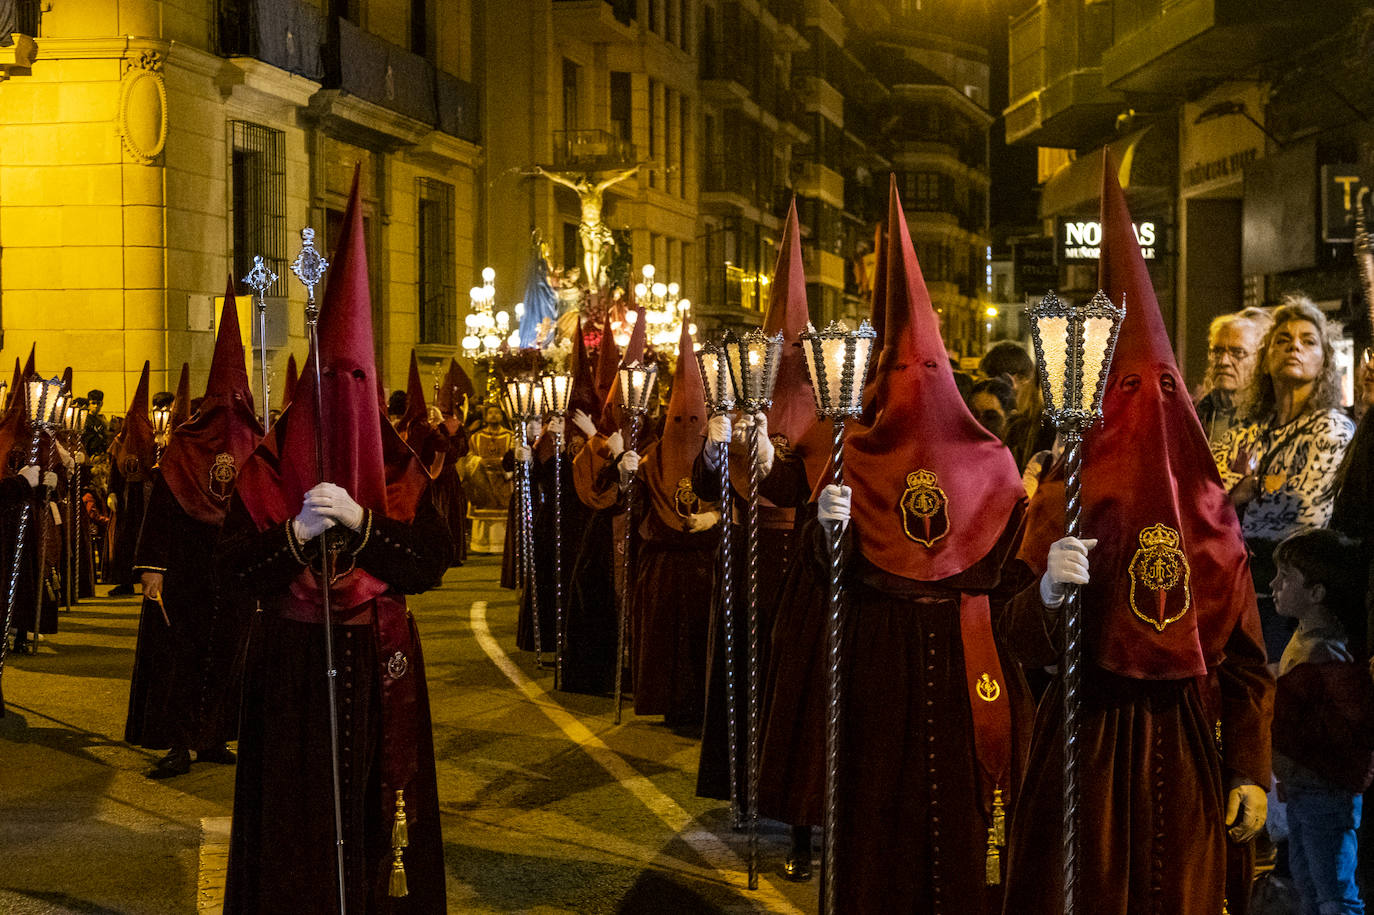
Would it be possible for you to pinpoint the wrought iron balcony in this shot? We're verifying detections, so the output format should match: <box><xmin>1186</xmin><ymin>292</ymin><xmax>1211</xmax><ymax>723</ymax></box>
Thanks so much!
<box><xmin>318</xmin><ymin>17</ymin><xmax>480</xmax><ymax>145</ymax></box>
<box><xmin>551</xmin><ymin>130</ymin><xmax>636</xmax><ymax>172</ymax></box>
<box><xmin>217</xmin><ymin>0</ymin><xmax>325</xmax><ymax>79</ymax></box>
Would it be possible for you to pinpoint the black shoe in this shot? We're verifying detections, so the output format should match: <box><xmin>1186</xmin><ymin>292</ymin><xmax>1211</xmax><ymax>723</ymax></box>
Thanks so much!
<box><xmin>195</xmin><ymin>745</ymin><xmax>236</xmax><ymax>765</ymax></box>
<box><xmin>109</xmin><ymin>584</ymin><xmax>135</xmax><ymax>597</ymax></box>
<box><xmin>148</xmin><ymin>747</ymin><xmax>191</xmax><ymax>779</ymax></box>
<box><xmin>11</xmin><ymin>636</ymin><xmax>29</xmax><ymax>654</ymax></box>
<box><xmin>782</xmin><ymin>853</ymin><xmax>812</xmax><ymax>882</ymax></box>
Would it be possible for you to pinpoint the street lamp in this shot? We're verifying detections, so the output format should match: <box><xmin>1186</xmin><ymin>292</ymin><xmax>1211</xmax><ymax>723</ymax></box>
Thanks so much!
<box><xmin>612</xmin><ymin>360</ymin><xmax>657</xmax><ymax>725</ymax></box>
<box><xmin>1026</xmin><ymin>289</ymin><xmax>1123</xmax><ymax>915</ymax></box>
<box><xmin>798</xmin><ymin>318</ymin><xmax>877</xmax><ymax>915</ymax></box>
<box><xmin>539</xmin><ymin>370</ymin><xmax>574</xmax><ymax>690</ymax></box>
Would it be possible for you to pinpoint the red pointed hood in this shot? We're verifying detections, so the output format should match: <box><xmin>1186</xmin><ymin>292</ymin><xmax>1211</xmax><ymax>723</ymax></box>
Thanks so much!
<box><xmin>842</xmin><ymin>177</ymin><xmax>1025</xmax><ymax>582</ymax></box>
<box><xmin>642</xmin><ymin>318</ymin><xmax>708</xmax><ymax>528</ymax></box>
<box><xmin>171</xmin><ymin>362</ymin><xmax>192</xmax><ymax>429</ymax></box>
<box><xmin>592</xmin><ymin>312</ymin><xmax>621</xmax><ymax>431</ymax></box>
<box><xmin>237</xmin><ymin>169</ymin><xmax>428</xmax><ymax>612</ymax></box>
<box><xmin>111</xmin><ymin>360</ymin><xmax>157</xmax><ymax>482</ymax></box>
<box><xmin>599</xmin><ymin>305</ymin><xmax>646</xmax><ymax>433</ymax></box>
<box><xmin>568</xmin><ymin>314</ymin><xmax>602</xmax><ymax>422</ymax></box>
<box><xmin>436</xmin><ymin>358</ymin><xmax>474</xmax><ymax>420</ymax></box>
<box><xmin>1019</xmin><ymin>150</ymin><xmax>1254</xmax><ymax>679</ymax></box>
<box><xmin>765</xmin><ymin>199</ymin><xmax>817</xmax><ymax>445</ymax></box>
<box><xmin>282</xmin><ymin>353</ymin><xmax>298</xmax><ymax>412</ymax></box>
<box><xmin>4</xmin><ymin>358</ymin><xmax>19</xmax><ymax>414</ymax></box>
<box><xmin>399</xmin><ymin>349</ymin><xmax>444</xmax><ymax>478</ymax></box>
<box><xmin>159</xmin><ymin>279</ymin><xmax>264</xmax><ymax>524</ymax></box>
<box><xmin>22</xmin><ymin>344</ymin><xmax>34</xmax><ymax>380</ymax></box>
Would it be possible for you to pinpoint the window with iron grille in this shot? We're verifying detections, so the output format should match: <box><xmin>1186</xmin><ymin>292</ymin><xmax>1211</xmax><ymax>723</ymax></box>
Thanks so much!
<box><xmin>230</xmin><ymin>121</ymin><xmax>287</xmax><ymax>296</ymax></box>
<box><xmin>417</xmin><ymin>177</ymin><xmax>456</xmax><ymax>346</ymax></box>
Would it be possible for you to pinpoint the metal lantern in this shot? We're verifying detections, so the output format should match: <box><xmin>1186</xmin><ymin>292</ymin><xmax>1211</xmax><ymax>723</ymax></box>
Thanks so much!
<box><xmin>695</xmin><ymin>336</ymin><xmax>741</xmax><ymax>831</ymax></box>
<box><xmin>1026</xmin><ymin>288</ymin><xmax>1123</xmax><ymax>915</ymax></box>
<box><xmin>504</xmin><ymin>374</ymin><xmax>547</xmax><ymax>666</ymax></box>
<box><xmin>800</xmin><ymin>320</ymin><xmax>878</xmax><ymax>421</ymax></box>
<box><xmin>151</xmin><ymin>406</ymin><xmax>173</xmax><ymax>437</ymax></box>
<box><xmin>725</xmin><ymin>329</ymin><xmax>784</xmax><ymax>412</ymax></box>
<box><xmin>612</xmin><ymin>359</ymin><xmax>657</xmax><ymax>725</ymax></box>
<box><xmin>25</xmin><ymin>377</ymin><xmax>66</xmax><ymax>426</ymax></box>
<box><xmin>797</xmin><ymin>318</ymin><xmax>878</xmax><ymax>915</ymax></box>
<box><xmin>695</xmin><ymin>339</ymin><xmax>737</xmax><ymax>415</ymax></box>
<box><xmin>539</xmin><ymin>370</ymin><xmax>574</xmax><ymax>688</ymax></box>
<box><xmin>539</xmin><ymin>372</ymin><xmax>573</xmax><ymax>417</ymax></box>
<box><xmin>616</xmin><ymin>361</ymin><xmax>658</xmax><ymax>415</ymax></box>
<box><xmin>504</xmin><ymin>375</ymin><xmax>543</xmax><ymax>421</ymax></box>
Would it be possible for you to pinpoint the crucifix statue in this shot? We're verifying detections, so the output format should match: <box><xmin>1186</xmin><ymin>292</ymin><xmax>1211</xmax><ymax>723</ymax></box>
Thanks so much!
<box><xmin>528</xmin><ymin>165</ymin><xmax>639</xmax><ymax>288</ymax></box>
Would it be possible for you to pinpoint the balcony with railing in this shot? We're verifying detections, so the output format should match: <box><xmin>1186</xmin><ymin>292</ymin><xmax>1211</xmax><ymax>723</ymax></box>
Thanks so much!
<box><xmin>1101</xmin><ymin>0</ymin><xmax>1358</xmax><ymax>95</ymax></box>
<box><xmin>217</xmin><ymin>0</ymin><xmax>325</xmax><ymax>79</ymax></box>
<box><xmin>552</xmin><ymin>129</ymin><xmax>636</xmax><ymax>172</ymax></box>
<box><xmin>1</xmin><ymin>0</ymin><xmax>40</xmax><ymax>79</ymax></box>
<box><xmin>552</xmin><ymin>0</ymin><xmax>637</xmax><ymax>44</ymax></box>
<box><xmin>317</xmin><ymin>17</ymin><xmax>480</xmax><ymax>145</ymax></box>
<box><xmin>1004</xmin><ymin>0</ymin><xmax>1124</xmax><ymax>148</ymax></box>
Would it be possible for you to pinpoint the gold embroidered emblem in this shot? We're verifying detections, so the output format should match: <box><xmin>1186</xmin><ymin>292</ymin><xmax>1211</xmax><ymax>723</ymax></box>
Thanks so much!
<box><xmin>976</xmin><ymin>673</ymin><xmax>1000</xmax><ymax>702</ymax></box>
<box><xmin>386</xmin><ymin>650</ymin><xmax>408</xmax><ymax>679</ymax></box>
<box><xmin>770</xmin><ymin>433</ymin><xmax>794</xmax><ymax>461</ymax></box>
<box><xmin>900</xmin><ymin>469</ymin><xmax>949</xmax><ymax>546</ymax></box>
<box><xmin>1128</xmin><ymin>523</ymin><xmax>1192</xmax><ymax>632</ymax></box>
<box><xmin>674</xmin><ymin>477</ymin><xmax>700</xmax><ymax>519</ymax></box>
<box><xmin>209</xmin><ymin>452</ymin><xmax>236</xmax><ymax>501</ymax></box>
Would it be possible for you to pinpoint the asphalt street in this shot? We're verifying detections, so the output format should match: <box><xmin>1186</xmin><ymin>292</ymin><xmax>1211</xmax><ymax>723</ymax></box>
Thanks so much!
<box><xmin>0</xmin><ymin>555</ymin><xmax>819</xmax><ymax>914</ymax></box>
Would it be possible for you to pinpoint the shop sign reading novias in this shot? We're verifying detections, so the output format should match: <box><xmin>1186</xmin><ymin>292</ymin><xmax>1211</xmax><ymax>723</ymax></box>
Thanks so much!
<box><xmin>1057</xmin><ymin>218</ymin><xmax>1158</xmax><ymax>262</ymax></box>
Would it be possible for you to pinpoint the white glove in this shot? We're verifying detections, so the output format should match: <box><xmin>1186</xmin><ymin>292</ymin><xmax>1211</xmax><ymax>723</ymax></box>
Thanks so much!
<box><xmin>305</xmin><ymin>481</ymin><xmax>365</xmax><ymax>531</ymax></box>
<box><xmin>707</xmin><ymin>414</ymin><xmax>732</xmax><ymax>444</ymax></box>
<box><xmin>42</xmin><ymin>471</ymin><xmax>59</xmax><ymax>489</ymax></box>
<box><xmin>1040</xmin><ymin>537</ymin><xmax>1098</xmax><ymax>607</ymax></box>
<box><xmin>607</xmin><ymin>430</ymin><xmax>626</xmax><ymax>458</ymax></box>
<box><xmin>18</xmin><ymin>465</ymin><xmax>40</xmax><ymax>489</ymax></box>
<box><xmin>56</xmin><ymin>442</ymin><xmax>75</xmax><ymax>475</ymax></box>
<box><xmin>1225</xmin><ymin>781</ymin><xmax>1267</xmax><ymax>843</ymax></box>
<box><xmin>619</xmin><ymin>450</ymin><xmax>639</xmax><ymax>485</ymax></box>
<box><xmin>547</xmin><ymin>416</ymin><xmax>566</xmax><ymax>438</ymax></box>
<box><xmin>526</xmin><ymin>418</ymin><xmax>543</xmax><ymax>442</ymax></box>
<box><xmin>514</xmin><ymin>442</ymin><xmax>532</xmax><ymax>464</ymax></box>
<box><xmin>570</xmin><ymin>409</ymin><xmax>597</xmax><ymax>439</ymax></box>
<box><xmin>817</xmin><ymin>484</ymin><xmax>851</xmax><ymax>527</ymax></box>
<box><xmin>752</xmin><ymin>413</ymin><xmax>775</xmax><ymax>476</ymax></box>
<box><xmin>292</xmin><ymin>502</ymin><xmax>334</xmax><ymax>542</ymax></box>
<box><xmin>685</xmin><ymin>510</ymin><xmax>722</xmax><ymax>533</ymax></box>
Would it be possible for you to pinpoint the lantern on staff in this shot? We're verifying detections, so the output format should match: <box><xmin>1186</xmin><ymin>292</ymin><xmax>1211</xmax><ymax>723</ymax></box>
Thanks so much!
<box><xmin>1026</xmin><ymin>288</ymin><xmax>1123</xmax><ymax>915</ymax></box>
<box><xmin>539</xmin><ymin>369</ymin><xmax>574</xmax><ymax>688</ymax></box>
<box><xmin>797</xmin><ymin>317</ymin><xmax>877</xmax><ymax>915</ymax></box>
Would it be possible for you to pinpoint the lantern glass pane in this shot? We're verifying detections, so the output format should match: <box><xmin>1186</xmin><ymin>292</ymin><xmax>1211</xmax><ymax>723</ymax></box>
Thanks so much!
<box><xmin>1036</xmin><ymin>315</ymin><xmax>1071</xmax><ymax>415</ymax></box>
<box><xmin>26</xmin><ymin>381</ymin><xmax>46</xmax><ymax>418</ymax></box>
<box><xmin>800</xmin><ymin>337</ymin><xmax>826</xmax><ymax>414</ymax></box>
<box><xmin>821</xmin><ymin>337</ymin><xmax>847</xmax><ymax>414</ymax></box>
<box><xmin>847</xmin><ymin>335</ymin><xmax>874</xmax><ymax>413</ymax></box>
<box><xmin>1081</xmin><ymin>315</ymin><xmax>1115</xmax><ymax>413</ymax></box>
<box><xmin>723</xmin><ymin>338</ymin><xmax>744</xmax><ymax>404</ymax></box>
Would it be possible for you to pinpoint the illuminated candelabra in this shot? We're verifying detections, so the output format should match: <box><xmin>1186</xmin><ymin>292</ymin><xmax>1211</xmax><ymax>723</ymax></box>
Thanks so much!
<box><xmin>462</xmin><ymin>268</ymin><xmax>524</xmax><ymax>360</ymax></box>
<box><xmin>632</xmin><ymin>264</ymin><xmax>693</xmax><ymax>355</ymax></box>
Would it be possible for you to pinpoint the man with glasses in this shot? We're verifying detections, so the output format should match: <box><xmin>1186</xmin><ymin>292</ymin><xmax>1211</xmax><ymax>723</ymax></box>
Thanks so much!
<box><xmin>1196</xmin><ymin>307</ymin><xmax>1272</xmax><ymax>445</ymax></box>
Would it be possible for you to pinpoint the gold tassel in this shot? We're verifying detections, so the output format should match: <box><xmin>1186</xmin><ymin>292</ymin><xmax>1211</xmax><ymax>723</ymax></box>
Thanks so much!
<box><xmin>991</xmin><ymin>787</ymin><xmax>1006</xmax><ymax>847</ymax></box>
<box><xmin>389</xmin><ymin>848</ymin><xmax>408</xmax><ymax>898</ymax></box>
<box><xmin>388</xmin><ymin>789</ymin><xmax>409</xmax><ymax>898</ymax></box>
<box><xmin>392</xmin><ymin>789</ymin><xmax>409</xmax><ymax>849</ymax></box>
<box><xmin>985</xmin><ymin>827</ymin><xmax>1001</xmax><ymax>886</ymax></box>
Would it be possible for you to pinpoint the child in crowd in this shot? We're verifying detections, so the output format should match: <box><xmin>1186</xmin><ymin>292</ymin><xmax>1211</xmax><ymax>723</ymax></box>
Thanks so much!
<box><xmin>1271</xmin><ymin>527</ymin><xmax>1374</xmax><ymax>915</ymax></box>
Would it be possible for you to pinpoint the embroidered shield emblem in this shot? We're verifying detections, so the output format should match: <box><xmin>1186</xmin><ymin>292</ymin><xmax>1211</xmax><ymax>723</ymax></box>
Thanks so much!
<box><xmin>976</xmin><ymin>673</ymin><xmax>1001</xmax><ymax>702</ymax></box>
<box><xmin>387</xmin><ymin>650</ymin><xmax>408</xmax><ymax>680</ymax></box>
<box><xmin>674</xmin><ymin>476</ymin><xmax>700</xmax><ymax>519</ymax></box>
<box><xmin>209</xmin><ymin>452</ymin><xmax>236</xmax><ymax>501</ymax></box>
<box><xmin>1128</xmin><ymin>523</ymin><xmax>1192</xmax><ymax>632</ymax></box>
<box><xmin>900</xmin><ymin>469</ymin><xmax>949</xmax><ymax>547</ymax></box>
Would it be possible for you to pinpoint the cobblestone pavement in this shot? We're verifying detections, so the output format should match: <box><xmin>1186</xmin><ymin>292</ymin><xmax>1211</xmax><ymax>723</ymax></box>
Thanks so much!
<box><xmin>0</xmin><ymin>556</ymin><xmax>818</xmax><ymax>914</ymax></box>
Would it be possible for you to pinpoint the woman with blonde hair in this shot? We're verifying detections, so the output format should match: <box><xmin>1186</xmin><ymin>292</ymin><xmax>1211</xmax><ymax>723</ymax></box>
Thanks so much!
<box><xmin>1214</xmin><ymin>294</ymin><xmax>1356</xmax><ymax>660</ymax></box>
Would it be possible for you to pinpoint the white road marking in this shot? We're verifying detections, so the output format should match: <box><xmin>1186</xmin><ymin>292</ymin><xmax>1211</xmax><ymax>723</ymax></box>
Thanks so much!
<box><xmin>197</xmin><ymin>816</ymin><xmax>231</xmax><ymax>913</ymax></box>
<box><xmin>468</xmin><ymin>600</ymin><xmax>804</xmax><ymax>914</ymax></box>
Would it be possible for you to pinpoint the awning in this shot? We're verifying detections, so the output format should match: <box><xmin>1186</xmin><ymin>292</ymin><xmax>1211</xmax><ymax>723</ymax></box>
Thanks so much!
<box><xmin>1039</xmin><ymin>123</ymin><xmax>1177</xmax><ymax>219</ymax></box>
